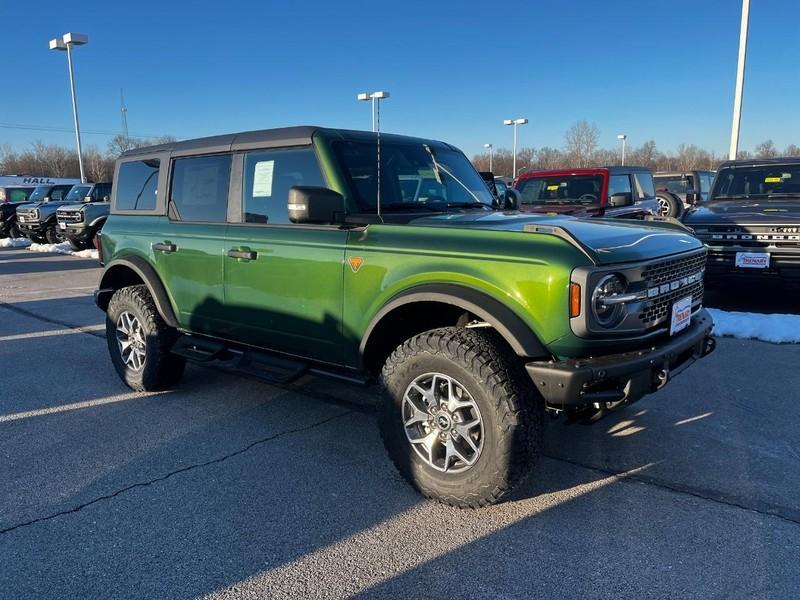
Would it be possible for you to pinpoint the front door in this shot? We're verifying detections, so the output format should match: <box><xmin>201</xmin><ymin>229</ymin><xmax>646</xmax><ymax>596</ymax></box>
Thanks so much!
<box><xmin>223</xmin><ymin>147</ymin><xmax>347</xmax><ymax>364</ymax></box>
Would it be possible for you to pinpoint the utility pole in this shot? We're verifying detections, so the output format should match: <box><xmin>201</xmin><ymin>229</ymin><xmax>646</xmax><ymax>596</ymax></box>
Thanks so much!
<box><xmin>120</xmin><ymin>89</ymin><xmax>130</xmax><ymax>149</ymax></box>
<box><xmin>729</xmin><ymin>0</ymin><xmax>750</xmax><ymax>160</ymax></box>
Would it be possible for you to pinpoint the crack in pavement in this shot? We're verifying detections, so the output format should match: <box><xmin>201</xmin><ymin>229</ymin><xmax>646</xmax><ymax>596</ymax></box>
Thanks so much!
<box><xmin>3</xmin><ymin>297</ymin><xmax>798</xmax><ymax>530</ymax></box>
<box><xmin>544</xmin><ymin>453</ymin><xmax>800</xmax><ymax>527</ymax></box>
<box><xmin>0</xmin><ymin>411</ymin><xmax>353</xmax><ymax>535</ymax></box>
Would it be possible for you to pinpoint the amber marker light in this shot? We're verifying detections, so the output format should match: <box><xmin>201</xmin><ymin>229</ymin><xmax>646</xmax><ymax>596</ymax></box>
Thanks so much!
<box><xmin>569</xmin><ymin>283</ymin><xmax>581</xmax><ymax>318</ymax></box>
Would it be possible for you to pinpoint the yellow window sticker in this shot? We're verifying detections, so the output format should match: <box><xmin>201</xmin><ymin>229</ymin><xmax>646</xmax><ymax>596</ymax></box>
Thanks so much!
<box><xmin>546</xmin><ymin>184</ymin><xmax>560</xmax><ymax>191</ymax></box>
<box><xmin>765</xmin><ymin>176</ymin><xmax>782</xmax><ymax>183</ymax></box>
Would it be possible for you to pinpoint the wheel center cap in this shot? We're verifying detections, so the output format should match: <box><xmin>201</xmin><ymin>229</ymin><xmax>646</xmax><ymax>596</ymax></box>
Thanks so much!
<box><xmin>435</xmin><ymin>412</ymin><xmax>452</xmax><ymax>431</ymax></box>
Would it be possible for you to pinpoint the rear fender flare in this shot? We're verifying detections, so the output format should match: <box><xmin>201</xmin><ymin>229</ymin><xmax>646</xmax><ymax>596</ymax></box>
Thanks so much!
<box><xmin>96</xmin><ymin>256</ymin><xmax>179</xmax><ymax>328</ymax></box>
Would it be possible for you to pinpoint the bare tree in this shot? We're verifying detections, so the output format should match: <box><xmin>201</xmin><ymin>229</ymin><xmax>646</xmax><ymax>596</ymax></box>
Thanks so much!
<box><xmin>564</xmin><ymin>120</ymin><xmax>600</xmax><ymax>168</ymax></box>
<box><xmin>784</xmin><ymin>144</ymin><xmax>800</xmax><ymax>157</ymax></box>
<box><xmin>753</xmin><ymin>140</ymin><xmax>778</xmax><ymax>159</ymax></box>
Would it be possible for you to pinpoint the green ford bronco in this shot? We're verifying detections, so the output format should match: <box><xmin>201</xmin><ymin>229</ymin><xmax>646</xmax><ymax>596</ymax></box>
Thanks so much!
<box><xmin>95</xmin><ymin>126</ymin><xmax>715</xmax><ymax>507</ymax></box>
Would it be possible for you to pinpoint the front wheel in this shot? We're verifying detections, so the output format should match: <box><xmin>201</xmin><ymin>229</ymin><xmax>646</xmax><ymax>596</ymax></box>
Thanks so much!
<box><xmin>106</xmin><ymin>284</ymin><xmax>186</xmax><ymax>391</ymax></box>
<box><xmin>379</xmin><ymin>327</ymin><xmax>544</xmax><ymax>508</ymax></box>
<box><xmin>44</xmin><ymin>223</ymin><xmax>63</xmax><ymax>244</ymax></box>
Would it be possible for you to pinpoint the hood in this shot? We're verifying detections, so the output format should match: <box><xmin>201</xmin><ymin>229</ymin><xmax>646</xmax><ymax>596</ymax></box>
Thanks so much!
<box><xmin>684</xmin><ymin>199</ymin><xmax>800</xmax><ymax>225</ymax></box>
<box><xmin>407</xmin><ymin>211</ymin><xmax>702</xmax><ymax>265</ymax></box>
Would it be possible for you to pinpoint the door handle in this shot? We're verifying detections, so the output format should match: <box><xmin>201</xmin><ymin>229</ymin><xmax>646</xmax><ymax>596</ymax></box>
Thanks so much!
<box><xmin>153</xmin><ymin>242</ymin><xmax>177</xmax><ymax>253</ymax></box>
<box><xmin>227</xmin><ymin>248</ymin><xmax>258</xmax><ymax>261</ymax></box>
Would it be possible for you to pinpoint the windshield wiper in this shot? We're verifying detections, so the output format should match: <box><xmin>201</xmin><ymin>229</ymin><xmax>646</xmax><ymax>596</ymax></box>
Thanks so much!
<box><xmin>767</xmin><ymin>193</ymin><xmax>800</xmax><ymax>199</ymax></box>
<box><xmin>445</xmin><ymin>202</ymin><xmax>493</xmax><ymax>210</ymax></box>
<box><xmin>364</xmin><ymin>202</ymin><xmax>442</xmax><ymax>213</ymax></box>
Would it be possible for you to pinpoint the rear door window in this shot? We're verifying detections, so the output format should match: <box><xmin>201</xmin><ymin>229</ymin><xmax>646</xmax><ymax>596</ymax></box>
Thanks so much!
<box><xmin>116</xmin><ymin>159</ymin><xmax>160</xmax><ymax>210</ymax></box>
<box><xmin>170</xmin><ymin>154</ymin><xmax>232</xmax><ymax>222</ymax></box>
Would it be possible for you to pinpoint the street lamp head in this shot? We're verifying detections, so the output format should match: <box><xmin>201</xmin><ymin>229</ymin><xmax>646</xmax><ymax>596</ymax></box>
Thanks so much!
<box><xmin>357</xmin><ymin>92</ymin><xmax>370</xmax><ymax>101</ymax></box>
<box><xmin>484</xmin><ymin>143</ymin><xmax>492</xmax><ymax>149</ymax></box>
<box><xmin>503</xmin><ymin>119</ymin><xmax>513</xmax><ymax>126</ymax></box>
<box><xmin>62</xmin><ymin>32</ymin><xmax>88</xmax><ymax>46</ymax></box>
<box><xmin>371</xmin><ymin>91</ymin><xmax>390</xmax><ymax>99</ymax></box>
<box><xmin>49</xmin><ymin>38</ymin><xmax>67</xmax><ymax>51</ymax></box>
<box><xmin>617</xmin><ymin>134</ymin><xmax>627</xmax><ymax>140</ymax></box>
<box><xmin>514</xmin><ymin>118</ymin><xmax>528</xmax><ymax>125</ymax></box>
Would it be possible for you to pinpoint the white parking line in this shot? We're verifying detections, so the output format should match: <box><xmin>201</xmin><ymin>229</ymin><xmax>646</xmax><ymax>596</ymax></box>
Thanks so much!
<box><xmin>0</xmin><ymin>392</ymin><xmax>161</xmax><ymax>423</ymax></box>
<box><xmin>0</xmin><ymin>325</ymin><xmax>105</xmax><ymax>342</ymax></box>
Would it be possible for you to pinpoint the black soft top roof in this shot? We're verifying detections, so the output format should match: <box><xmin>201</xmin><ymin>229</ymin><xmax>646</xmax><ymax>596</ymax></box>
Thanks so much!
<box><xmin>717</xmin><ymin>157</ymin><xmax>800</xmax><ymax>169</ymax></box>
<box><xmin>119</xmin><ymin>126</ymin><xmax>457</xmax><ymax>158</ymax></box>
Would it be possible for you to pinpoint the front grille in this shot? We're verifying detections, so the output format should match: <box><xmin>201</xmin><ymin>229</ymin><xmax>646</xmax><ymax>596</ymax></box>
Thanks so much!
<box><xmin>57</xmin><ymin>210</ymin><xmax>83</xmax><ymax>223</ymax></box>
<box><xmin>697</xmin><ymin>225</ymin><xmax>800</xmax><ymax>250</ymax></box>
<box><xmin>16</xmin><ymin>209</ymin><xmax>38</xmax><ymax>223</ymax></box>
<box><xmin>638</xmin><ymin>250</ymin><xmax>707</xmax><ymax>328</ymax></box>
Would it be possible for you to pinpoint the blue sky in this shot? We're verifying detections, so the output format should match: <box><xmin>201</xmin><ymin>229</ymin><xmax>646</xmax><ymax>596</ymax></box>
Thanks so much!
<box><xmin>1</xmin><ymin>0</ymin><xmax>798</xmax><ymax>158</ymax></box>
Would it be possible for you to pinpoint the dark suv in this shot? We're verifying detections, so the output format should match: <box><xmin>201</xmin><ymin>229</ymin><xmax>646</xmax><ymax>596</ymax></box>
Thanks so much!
<box><xmin>15</xmin><ymin>184</ymin><xmax>81</xmax><ymax>243</ymax></box>
<box><xmin>683</xmin><ymin>158</ymin><xmax>800</xmax><ymax>282</ymax></box>
<box><xmin>514</xmin><ymin>167</ymin><xmax>661</xmax><ymax>219</ymax></box>
<box><xmin>654</xmin><ymin>170</ymin><xmax>716</xmax><ymax>218</ymax></box>
<box><xmin>94</xmin><ymin>126</ymin><xmax>714</xmax><ymax>507</ymax></box>
<box><xmin>56</xmin><ymin>182</ymin><xmax>112</xmax><ymax>249</ymax></box>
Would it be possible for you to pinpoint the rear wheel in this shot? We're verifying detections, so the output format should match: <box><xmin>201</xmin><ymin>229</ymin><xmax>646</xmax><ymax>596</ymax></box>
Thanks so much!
<box><xmin>379</xmin><ymin>327</ymin><xmax>544</xmax><ymax>508</ymax></box>
<box><xmin>106</xmin><ymin>284</ymin><xmax>185</xmax><ymax>391</ymax></box>
<box><xmin>656</xmin><ymin>191</ymin><xmax>683</xmax><ymax>218</ymax></box>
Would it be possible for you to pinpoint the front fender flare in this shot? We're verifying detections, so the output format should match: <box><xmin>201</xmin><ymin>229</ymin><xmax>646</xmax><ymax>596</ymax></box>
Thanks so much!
<box><xmin>360</xmin><ymin>283</ymin><xmax>549</xmax><ymax>359</ymax></box>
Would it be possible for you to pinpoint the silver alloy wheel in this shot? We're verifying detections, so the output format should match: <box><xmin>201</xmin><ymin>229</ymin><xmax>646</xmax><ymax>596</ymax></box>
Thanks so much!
<box><xmin>402</xmin><ymin>372</ymin><xmax>484</xmax><ymax>473</ymax></box>
<box><xmin>657</xmin><ymin>196</ymin><xmax>671</xmax><ymax>217</ymax></box>
<box><xmin>116</xmin><ymin>311</ymin><xmax>146</xmax><ymax>371</ymax></box>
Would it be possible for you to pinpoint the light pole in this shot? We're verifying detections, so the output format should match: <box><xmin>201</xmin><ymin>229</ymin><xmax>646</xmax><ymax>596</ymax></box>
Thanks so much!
<box><xmin>729</xmin><ymin>0</ymin><xmax>750</xmax><ymax>160</ymax></box>
<box><xmin>357</xmin><ymin>91</ymin><xmax>390</xmax><ymax>132</ymax></box>
<box><xmin>503</xmin><ymin>118</ymin><xmax>528</xmax><ymax>178</ymax></box>
<box><xmin>484</xmin><ymin>143</ymin><xmax>494</xmax><ymax>171</ymax></box>
<box><xmin>49</xmin><ymin>32</ymin><xmax>88</xmax><ymax>183</ymax></box>
<box><xmin>617</xmin><ymin>134</ymin><xmax>627</xmax><ymax>166</ymax></box>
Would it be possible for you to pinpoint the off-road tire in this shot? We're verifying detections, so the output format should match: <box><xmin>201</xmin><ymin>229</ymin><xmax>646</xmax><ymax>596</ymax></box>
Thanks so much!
<box><xmin>106</xmin><ymin>284</ymin><xmax>186</xmax><ymax>391</ymax></box>
<box><xmin>8</xmin><ymin>223</ymin><xmax>21</xmax><ymax>239</ymax></box>
<box><xmin>656</xmin><ymin>191</ymin><xmax>683</xmax><ymax>218</ymax></box>
<box><xmin>379</xmin><ymin>327</ymin><xmax>544</xmax><ymax>508</ymax></box>
<box><xmin>44</xmin><ymin>223</ymin><xmax>62</xmax><ymax>244</ymax></box>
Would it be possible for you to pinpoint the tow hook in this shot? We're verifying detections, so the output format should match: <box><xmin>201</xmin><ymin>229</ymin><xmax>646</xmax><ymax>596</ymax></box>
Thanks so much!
<box><xmin>654</xmin><ymin>367</ymin><xmax>669</xmax><ymax>390</ymax></box>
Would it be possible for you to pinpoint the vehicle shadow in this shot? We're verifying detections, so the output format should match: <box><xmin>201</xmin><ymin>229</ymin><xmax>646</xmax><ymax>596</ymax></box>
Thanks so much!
<box><xmin>0</xmin><ymin>257</ymin><xmax>100</xmax><ymax>275</ymax></box>
<box><xmin>704</xmin><ymin>280</ymin><xmax>800</xmax><ymax>315</ymax></box>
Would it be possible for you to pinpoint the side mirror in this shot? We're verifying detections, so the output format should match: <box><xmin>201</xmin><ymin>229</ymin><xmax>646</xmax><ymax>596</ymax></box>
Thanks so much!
<box><xmin>685</xmin><ymin>188</ymin><xmax>697</xmax><ymax>204</ymax></box>
<box><xmin>288</xmin><ymin>186</ymin><xmax>344</xmax><ymax>224</ymax></box>
<box><xmin>503</xmin><ymin>188</ymin><xmax>520</xmax><ymax>210</ymax></box>
<box><xmin>608</xmin><ymin>192</ymin><xmax>633</xmax><ymax>207</ymax></box>
<box><xmin>103</xmin><ymin>195</ymin><xmax>111</xmax><ymax>202</ymax></box>
<box><xmin>84</xmin><ymin>196</ymin><xmax>93</xmax><ymax>202</ymax></box>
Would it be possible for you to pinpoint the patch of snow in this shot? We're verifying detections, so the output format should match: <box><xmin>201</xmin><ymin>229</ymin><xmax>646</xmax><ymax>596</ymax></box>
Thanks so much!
<box><xmin>27</xmin><ymin>242</ymin><xmax>98</xmax><ymax>260</ymax></box>
<box><xmin>708</xmin><ymin>308</ymin><xmax>800</xmax><ymax>344</ymax></box>
<box><xmin>28</xmin><ymin>241</ymin><xmax>74</xmax><ymax>254</ymax></box>
<box><xmin>0</xmin><ymin>237</ymin><xmax>32</xmax><ymax>248</ymax></box>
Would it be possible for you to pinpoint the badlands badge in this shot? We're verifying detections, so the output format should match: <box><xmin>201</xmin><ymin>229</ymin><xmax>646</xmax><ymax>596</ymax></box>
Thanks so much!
<box><xmin>348</xmin><ymin>256</ymin><xmax>364</xmax><ymax>273</ymax></box>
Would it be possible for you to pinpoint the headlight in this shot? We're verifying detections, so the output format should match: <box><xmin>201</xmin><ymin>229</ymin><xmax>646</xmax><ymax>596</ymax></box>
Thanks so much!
<box><xmin>591</xmin><ymin>273</ymin><xmax>628</xmax><ymax>327</ymax></box>
<box><xmin>33</xmin><ymin>209</ymin><xmax>40</xmax><ymax>220</ymax></box>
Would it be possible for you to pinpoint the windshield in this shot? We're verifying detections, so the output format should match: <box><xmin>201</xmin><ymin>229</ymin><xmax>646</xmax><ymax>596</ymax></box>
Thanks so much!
<box><xmin>64</xmin><ymin>185</ymin><xmax>92</xmax><ymax>202</ymax></box>
<box><xmin>711</xmin><ymin>165</ymin><xmax>800</xmax><ymax>200</ymax></box>
<box><xmin>28</xmin><ymin>186</ymin><xmax>52</xmax><ymax>202</ymax></box>
<box><xmin>334</xmin><ymin>141</ymin><xmax>494</xmax><ymax>212</ymax></box>
<box><xmin>517</xmin><ymin>174</ymin><xmax>603</xmax><ymax>205</ymax></box>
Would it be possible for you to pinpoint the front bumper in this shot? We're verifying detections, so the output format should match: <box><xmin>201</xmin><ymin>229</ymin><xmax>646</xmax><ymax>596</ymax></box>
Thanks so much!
<box><xmin>527</xmin><ymin>309</ymin><xmax>715</xmax><ymax>407</ymax></box>
<box><xmin>705</xmin><ymin>247</ymin><xmax>800</xmax><ymax>281</ymax></box>
<box><xmin>59</xmin><ymin>222</ymin><xmax>90</xmax><ymax>240</ymax></box>
<box><xmin>17</xmin><ymin>221</ymin><xmax>46</xmax><ymax>236</ymax></box>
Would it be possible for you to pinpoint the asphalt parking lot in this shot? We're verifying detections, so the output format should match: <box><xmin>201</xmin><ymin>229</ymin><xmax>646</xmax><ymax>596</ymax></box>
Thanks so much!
<box><xmin>1</xmin><ymin>246</ymin><xmax>799</xmax><ymax>599</ymax></box>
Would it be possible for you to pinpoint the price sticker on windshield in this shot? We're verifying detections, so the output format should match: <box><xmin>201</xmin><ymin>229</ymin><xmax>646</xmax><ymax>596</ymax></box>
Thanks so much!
<box><xmin>670</xmin><ymin>296</ymin><xmax>692</xmax><ymax>336</ymax></box>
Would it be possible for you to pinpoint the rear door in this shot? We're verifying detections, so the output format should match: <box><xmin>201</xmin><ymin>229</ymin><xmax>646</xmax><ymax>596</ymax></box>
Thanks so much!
<box><xmin>222</xmin><ymin>146</ymin><xmax>347</xmax><ymax>363</ymax></box>
<box><xmin>150</xmin><ymin>153</ymin><xmax>231</xmax><ymax>335</ymax></box>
